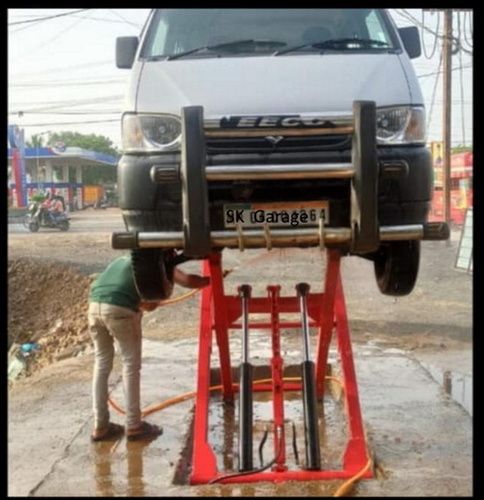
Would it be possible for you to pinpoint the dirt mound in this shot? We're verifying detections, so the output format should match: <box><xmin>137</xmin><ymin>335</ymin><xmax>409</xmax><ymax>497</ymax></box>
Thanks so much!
<box><xmin>8</xmin><ymin>257</ymin><xmax>94</xmax><ymax>377</ymax></box>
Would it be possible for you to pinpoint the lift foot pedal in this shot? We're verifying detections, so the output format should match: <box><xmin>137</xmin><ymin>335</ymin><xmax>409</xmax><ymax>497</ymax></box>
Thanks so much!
<box><xmin>296</xmin><ymin>283</ymin><xmax>321</xmax><ymax>471</ymax></box>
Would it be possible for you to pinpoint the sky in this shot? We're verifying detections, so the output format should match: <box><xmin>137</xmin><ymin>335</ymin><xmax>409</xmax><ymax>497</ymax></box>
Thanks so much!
<box><xmin>8</xmin><ymin>8</ymin><xmax>473</xmax><ymax>150</ymax></box>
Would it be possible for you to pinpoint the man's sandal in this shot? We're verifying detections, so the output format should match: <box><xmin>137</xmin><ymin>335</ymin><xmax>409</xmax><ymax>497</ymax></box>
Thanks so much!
<box><xmin>91</xmin><ymin>422</ymin><xmax>124</xmax><ymax>442</ymax></box>
<box><xmin>126</xmin><ymin>421</ymin><xmax>163</xmax><ymax>441</ymax></box>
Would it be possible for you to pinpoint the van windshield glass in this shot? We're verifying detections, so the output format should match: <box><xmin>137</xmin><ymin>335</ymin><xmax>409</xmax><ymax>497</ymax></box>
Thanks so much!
<box><xmin>142</xmin><ymin>9</ymin><xmax>396</xmax><ymax>60</ymax></box>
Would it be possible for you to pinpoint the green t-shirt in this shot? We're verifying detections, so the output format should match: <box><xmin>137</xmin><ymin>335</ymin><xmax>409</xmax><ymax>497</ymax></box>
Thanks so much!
<box><xmin>89</xmin><ymin>255</ymin><xmax>140</xmax><ymax>311</ymax></box>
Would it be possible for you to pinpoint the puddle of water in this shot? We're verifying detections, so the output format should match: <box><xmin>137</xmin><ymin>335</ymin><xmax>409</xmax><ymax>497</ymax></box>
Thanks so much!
<box><xmin>421</xmin><ymin>362</ymin><xmax>472</xmax><ymax>416</ymax></box>
<box><xmin>175</xmin><ymin>364</ymin><xmax>348</xmax><ymax>488</ymax></box>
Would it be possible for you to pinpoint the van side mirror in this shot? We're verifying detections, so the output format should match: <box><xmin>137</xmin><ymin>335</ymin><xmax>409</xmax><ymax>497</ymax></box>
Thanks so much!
<box><xmin>398</xmin><ymin>26</ymin><xmax>421</xmax><ymax>59</ymax></box>
<box><xmin>116</xmin><ymin>36</ymin><xmax>139</xmax><ymax>69</ymax></box>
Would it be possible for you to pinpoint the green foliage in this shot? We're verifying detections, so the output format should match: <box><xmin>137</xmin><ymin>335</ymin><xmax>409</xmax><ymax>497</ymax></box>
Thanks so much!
<box><xmin>47</xmin><ymin>131</ymin><xmax>119</xmax><ymax>156</ymax></box>
<box><xmin>452</xmin><ymin>145</ymin><xmax>473</xmax><ymax>154</ymax></box>
<box><xmin>26</xmin><ymin>134</ymin><xmax>46</xmax><ymax>148</ymax></box>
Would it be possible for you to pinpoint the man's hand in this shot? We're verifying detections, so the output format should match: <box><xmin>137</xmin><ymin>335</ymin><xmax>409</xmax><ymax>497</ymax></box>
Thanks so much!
<box><xmin>174</xmin><ymin>268</ymin><xmax>210</xmax><ymax>289</ymax></box>
<box><xmin>139</xmin><ymin>301</ymin><xmax>159</xmax><ymax>312</ymax></box>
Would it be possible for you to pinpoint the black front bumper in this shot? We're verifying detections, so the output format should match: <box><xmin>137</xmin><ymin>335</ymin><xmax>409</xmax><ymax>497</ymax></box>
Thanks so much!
<box><xmin>118</xmin><ymin>145</ymin><xmax>433</xmax><ymax>233</ymax></box>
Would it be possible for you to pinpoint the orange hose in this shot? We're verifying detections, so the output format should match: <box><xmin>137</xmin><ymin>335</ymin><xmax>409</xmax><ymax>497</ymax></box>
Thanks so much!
<box><xmin>332</xmin><ymin>457</ymin><xmax>373</xmax><ymax>497</ymax></box>
<box><xmin>108</xmin><ymin>376</ymin><xmax>343</xmax><ymax>417</ymax></box>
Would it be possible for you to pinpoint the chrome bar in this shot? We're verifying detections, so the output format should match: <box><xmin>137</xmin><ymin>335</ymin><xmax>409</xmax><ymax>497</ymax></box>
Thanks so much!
<box><xmin>380</xmin><ymin>225</ymin><xmax>424</xmax><ymax>241</ymax></box>
<box><xmin>210</xmin><ymin>228</ymin><xmax>352</xmax><ymax>248</ymax></box>
<box><xmin>203</xmin><ymin>113</ymin><xmax>354</xmax><ymax>129</ymax></box>
<box><xmin>296</xmin><ymin>283</ymin><xmax>312</xmax><ymax>362</ymax></box>
<box><xmin>125</xmin><ymin>224</ymin><xmax>427</xmax><ymax>250</ymax></box>
<box><xmin>205</xmin><ymin>163</ymin><xmax>354</xmax><ymax>181</ymax></box>
<box><xmin>239</xmin><ymin>285</ymin><xmax>252</xmax><ymax>364</ymax></box>
<box><xmin>112</xmin><ymin>223</ymin><xmax>438</xmax><ymax>250</ymax></box>
<box><xmin>204</xmin><ymin>126</ymin><xmax>354</xmax><ymax>138</ymax></box>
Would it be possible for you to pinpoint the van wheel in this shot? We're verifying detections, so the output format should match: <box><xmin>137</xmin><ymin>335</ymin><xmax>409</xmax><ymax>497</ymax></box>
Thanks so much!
<box><xmin>373</xmin><ymin>241</ymin><xmax>420</xmax><ymax>296</ymax></box>
<box><xmin>131</xmin><ymin>249</ymin><xmax>175</xmax><ymax>301</ymax></box>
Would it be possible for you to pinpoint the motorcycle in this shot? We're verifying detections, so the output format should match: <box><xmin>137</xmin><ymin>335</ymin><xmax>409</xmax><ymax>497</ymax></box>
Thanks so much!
<box><xmin>23</xmin><ymin>201</ymin><xmax>70</xmax><ymax>232</ymax></box>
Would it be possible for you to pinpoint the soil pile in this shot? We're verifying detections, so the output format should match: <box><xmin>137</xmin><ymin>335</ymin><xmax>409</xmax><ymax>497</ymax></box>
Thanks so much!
<box><xmin>8</xmin><ymin>257</ymin><xmax>94</xmax><ymax>377</ymax></box>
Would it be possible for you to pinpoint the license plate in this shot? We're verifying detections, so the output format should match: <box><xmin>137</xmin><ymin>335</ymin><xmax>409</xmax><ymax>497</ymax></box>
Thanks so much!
<box><xmin>223</xmin><ymin>201</ymin><xmax>329</xmax><ymax>228</ymax></box>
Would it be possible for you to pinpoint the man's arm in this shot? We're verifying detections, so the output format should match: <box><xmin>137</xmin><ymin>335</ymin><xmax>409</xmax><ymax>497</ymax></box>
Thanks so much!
<box><xmin>173</xmin><ymin>268</ymin><xmax>210</xmax><ymax>289</ymax></box>
<box><xmin>139</xmin><ymin>268</ymin><xmax>209</xmax><ymax>312</ymax></box>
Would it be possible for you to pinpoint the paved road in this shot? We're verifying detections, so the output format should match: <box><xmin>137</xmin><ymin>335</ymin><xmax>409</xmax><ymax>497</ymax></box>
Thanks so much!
<box><xmin>8</xmin><ymin>209</ymin><xmax>126</xmax><ymax>234</ymax></box>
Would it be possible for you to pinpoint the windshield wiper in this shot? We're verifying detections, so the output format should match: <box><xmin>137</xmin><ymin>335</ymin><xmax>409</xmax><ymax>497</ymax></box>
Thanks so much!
<box><xmin>166</xmin><ymin>39</ymin><xmax>287</xmax><ymax>60</ymax></box>
<box><xmin>274</xmin><ymin>37</ymin><xmax>390</xmax><ymax>56</ymax></box>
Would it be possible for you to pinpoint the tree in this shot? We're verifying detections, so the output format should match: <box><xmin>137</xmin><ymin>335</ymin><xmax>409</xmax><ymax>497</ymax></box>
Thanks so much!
<box><xmin>451</xmin><ymin>145</ymin><xmax>473</xmax><ymax>154</ymax></box>
<box><xmin>26</xmin><ymin>134</ymin><xmax>46</xmax><ymax>148</ymax></box>
<box><xmin>47</xmin><ymin>131</ymin><xmax>118</xmax><ymax>157</ymax></box>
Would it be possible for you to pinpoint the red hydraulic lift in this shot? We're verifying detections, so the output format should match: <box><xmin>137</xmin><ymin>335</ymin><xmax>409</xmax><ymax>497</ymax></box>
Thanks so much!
<box><xmin>190</xmin><ymin>249</ymin><xmax>372</xmax><ymax>485</ymax></box>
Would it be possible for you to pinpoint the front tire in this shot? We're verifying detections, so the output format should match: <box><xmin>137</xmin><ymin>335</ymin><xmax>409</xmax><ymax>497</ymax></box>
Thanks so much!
<box><xmin>28</xmin><ymin>221</ymin><xmax>40</xmax><ymax>232</ymax></box>
<box><xmin>131</xmin><ymin>248</ymin><xmax>175</xmax><ymax>301</ymax></box>
<box><xmin>374</xmin><ymin>241</ymin><xmax>420</xmax><ymax>296</ymax></box>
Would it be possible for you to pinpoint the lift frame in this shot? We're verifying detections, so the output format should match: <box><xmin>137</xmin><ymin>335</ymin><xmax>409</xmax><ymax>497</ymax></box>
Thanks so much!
<box><xmin>189</xmin><ymin>248</ymin><xmax>372</xmax><ymax>485</ymax></box>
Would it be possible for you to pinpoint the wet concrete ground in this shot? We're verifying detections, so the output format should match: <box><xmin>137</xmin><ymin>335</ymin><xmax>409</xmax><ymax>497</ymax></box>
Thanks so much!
<box><xmin>8</xmin><ymin>220</ymin><xmax>472</xmax><ymax>496</ymax></box>
<box><xmin>9</xmin><ymin>332</ymin><xmax>472</xmax><ymax>496</ymax></box>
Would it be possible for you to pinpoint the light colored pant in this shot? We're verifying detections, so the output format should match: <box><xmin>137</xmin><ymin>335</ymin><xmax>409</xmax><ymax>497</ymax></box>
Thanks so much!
<box><xmin>88</xmin><ymin>302</ymin><xmax>143</xmax><ymax>429</ymax></box>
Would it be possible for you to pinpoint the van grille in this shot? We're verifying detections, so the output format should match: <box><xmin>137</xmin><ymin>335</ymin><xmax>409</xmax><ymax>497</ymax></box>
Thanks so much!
<box><xmin>206</xmin><ymin>133</ymin><xmax>352</xmax><ymax>155</ymax></box>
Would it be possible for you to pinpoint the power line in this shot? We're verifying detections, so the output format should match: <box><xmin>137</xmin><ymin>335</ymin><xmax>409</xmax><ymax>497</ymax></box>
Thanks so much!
<box><xmin>421</xmin><ymin>10</ymin><xmax>440</xmax><ymax>59</ymax></box>
<box><xmin>16</xmin><ymin>10</ymin><xmax>93</xmax><ymax>60</ymax></box>
<box><xmin>108</xmin><ymin>9</ymin><xmax>142</xmax><ymax>29</ymax></box>
<box><xmin>426</xmin><ymin>48</ymin><xmax>443</xmax><ymax>131</ymax></box>
<box><xmin>417</xmin><ymin>63</ymin><xmax>472</xmax><ymax>78</ymax></box>
<box><xmin>457</xmin><ymin>13</ymin><xmax>466</xmax><ymax>146</ymax></box>
<box><xmin>20</xmin><ymin>118</ymin><xmax>119</xmax><ymax>126</ymax></box>
<box><xmin>10</xmin><ymin>95</ymin><xmax>124</xmax><ymax>113</ymax></box>
<box><xmin>462</xmin><ymin>10</ymin><xmax>473</xmax><ymax>50</ymax></box>
<box><xmin>10</xmin><ymin>17</ymin><xmax>50</xmax><ymax>33</ymax></box>
<box><xmin>398</xmin><ymin>9</ymin><xmax>473</xmax><ymax>55</ymax></box>
<box><xmin>11</xmin><ymin>78</ymin><xmax>125</xmax><ymax>88</ymax></box>
<box><xmin>10</xmin><ymin>59</ymin><xmax>113</xmax><ymax>79</ymax></box>
<box><xmin>9</xmin><ymin>110</ymin><xmax>121</xmax><ymax>115</ymax></box>
<box><xmin>8</xmin><ymin>9</ymin><xmax>90</xmax><ymax>26</ymax></box>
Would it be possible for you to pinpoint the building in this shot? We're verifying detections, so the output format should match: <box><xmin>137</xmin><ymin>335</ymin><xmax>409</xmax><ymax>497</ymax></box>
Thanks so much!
<box><xmin>7</xmin><ymin>145</ymin><xmax>118</xmax><ymax>210</ymax></box>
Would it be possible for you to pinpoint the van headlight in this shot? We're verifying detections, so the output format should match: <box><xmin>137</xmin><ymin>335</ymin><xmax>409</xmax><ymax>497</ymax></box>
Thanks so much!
<box><xmin>376</xmin><ymin>106</ymin><xmax>426</xmax><ymax>145</ymax></box>
<box><xmin>122</xmin><ymin>114</ymin><xmax>181</xmax><ymax>152</ymax></box>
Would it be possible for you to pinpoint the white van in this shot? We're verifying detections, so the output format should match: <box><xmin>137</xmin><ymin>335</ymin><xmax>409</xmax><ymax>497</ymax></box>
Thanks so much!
<box><xmin>113</xmin><ymin>8</ymin><xmax>448</xmax><ymax>300</ymax></box>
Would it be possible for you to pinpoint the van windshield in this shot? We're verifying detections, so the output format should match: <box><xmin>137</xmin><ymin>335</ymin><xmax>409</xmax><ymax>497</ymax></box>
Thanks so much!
<box><xmin>142</xmin><ymin>9</ymin><xmax>396</xmax><ymax>60</ymax></box>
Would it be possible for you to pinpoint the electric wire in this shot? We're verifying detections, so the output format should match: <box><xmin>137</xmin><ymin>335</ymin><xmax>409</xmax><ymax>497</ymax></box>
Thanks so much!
<box><xmin>11</xmin><ymin>60</ymin><xmax>112</xmax><ymax>79</ymax></box>
<box><xmin>417</xmin><ymin>63</ymin><xmax>472</xmax><ymax>78</ymax></box>
<box><xmin>9</xmin><ymin>110</ymin><xmax>121</xmax><ymax>115</ymax></box>
<box><xmin>19</xmin><ymin>119</ymin><xmax>120</xmax><ymax>127</ymax></box>
<box><xmin>17</xmin><ymin>10</ymin><xmax>93</xmax><ymax>60</ymax></box>
<box><xmin>457</xmin><ymin>13</ymin><xmax>467</xmax><ymax>146</ymax></box>
<box><xmin>207</xmin><ymin>428</ymin><xmax>285</xmax><ymax>484</ymax></box>
<box><xmin>11</xmin><ymin>78</ymin><xmax>125</xmax><ymax>88</ymax></box>
<box><xmin>421</xmin><ymin>10</ymin><xmax>440</xmax><ymax>59</ymax></box>
<box><xmin>108</xmin><ymin>9</ymin><xmax>143</xmax><ymax>29</ymax></box>
<box><xmin>10</xmin><ymin>18</ymin><xmax>50</xmax><ymax>33</ymax></box>
<box><xmin>426</xmin><ymin>48</ymin><xmax>444</xmax><ymax>132</ymax></box>
<box><xmin>398</xmin><ymin>9</ymin><xmax>472</xmax><ymax>55</ymax></box>
<box><xmin>8</xmin><ymin>9</ymin><xmax>90</xmax><ymax>26</ymax></box>
<box><xmin>462</xmin><ymin>11</ymin><xmax>473</xmax><ymax>50</ymax></box>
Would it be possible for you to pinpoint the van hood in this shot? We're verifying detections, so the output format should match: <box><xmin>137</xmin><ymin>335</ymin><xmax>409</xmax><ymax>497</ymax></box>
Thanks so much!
<box><xmin>134</xmin><ymin>53</ymin><xmax>413</xmax><ymax>117</ymax></box>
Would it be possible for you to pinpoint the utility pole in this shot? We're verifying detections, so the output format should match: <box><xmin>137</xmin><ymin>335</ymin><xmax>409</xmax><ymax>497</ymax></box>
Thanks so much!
<box><xmin>442</xmin><ymin>10</ymin><xmax>453</xmax><ymax>231</ymax></box>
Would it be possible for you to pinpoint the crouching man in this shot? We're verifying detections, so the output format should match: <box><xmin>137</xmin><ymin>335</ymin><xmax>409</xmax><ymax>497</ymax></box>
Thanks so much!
<box><xmin>88</xmin><ymin>254</ymin><xmax>209</xmax><ymax>441</ymax></box>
